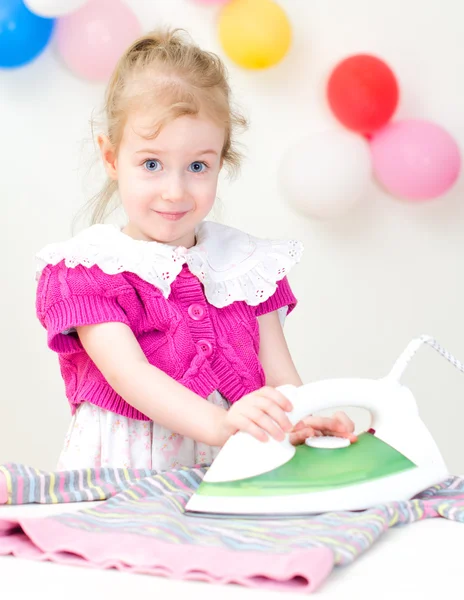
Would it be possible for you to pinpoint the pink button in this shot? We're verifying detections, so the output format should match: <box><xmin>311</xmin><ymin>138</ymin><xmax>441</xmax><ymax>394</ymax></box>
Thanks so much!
<box><xmin>188</xmin><ymin>303</ymin><xmax>205</xmax><ymax>321</ymax></box>
<box><xmin>197</xmin><ymin>339</ymin><xmax>213</xmax><ymax>358</ymax></box>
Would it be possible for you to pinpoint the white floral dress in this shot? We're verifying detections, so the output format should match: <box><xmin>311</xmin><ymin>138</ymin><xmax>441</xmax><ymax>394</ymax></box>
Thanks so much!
<box><xmin>58</xmin><ymin>391</ymin><xmax>229</xmax><ymax>471</ymax></box>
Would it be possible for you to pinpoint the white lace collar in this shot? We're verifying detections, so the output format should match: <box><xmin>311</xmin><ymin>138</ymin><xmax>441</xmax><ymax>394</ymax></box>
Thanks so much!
<box><xmin>36</xmin><ymin>222</ymin><xmax>303</xmax><ymax>308</ymax></box>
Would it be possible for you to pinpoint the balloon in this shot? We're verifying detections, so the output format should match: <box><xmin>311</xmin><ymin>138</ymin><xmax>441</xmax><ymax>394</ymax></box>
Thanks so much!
<box><xmin>327</xmin><ymin>54</ymin><xmax>399</xmax><ymax>135</ymax></box>
<box><xmin>218</xmin><ymin>0</ymin><xmax>291</xmax><ymax>69</ymax></box>
<box><xmin>24</xmin><ymin>0</ymin><xmax>89</xmax><ymax>18</ymax></box>
<box><xmin>279</xmin><ymin>130</ymin><xmax>372</xmax><ymax>219</ymax></box>
<box><xmin>194</xmin><ymin>0</ymin><xmax>230</xmax><ymax>4</ymax></box>
<box><xmin>0</xmin><ymin>0</ymin><xmax>54</xmax><ymax>69</ymax></box>
<box><xmin>371</xmin><ymin>120</ymin><xmax>461</xmax><ymax>201</ymax></box>
<box><xmin>55</xmin><ymin>0</ymin><xmax>141</xmax><ymax>82</ymax></box>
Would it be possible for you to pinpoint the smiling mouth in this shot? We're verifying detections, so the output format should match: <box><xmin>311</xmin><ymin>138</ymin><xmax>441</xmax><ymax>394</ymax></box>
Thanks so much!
<box><xmin>154</xmin><ymin>211</ymin><xmax>190</xmax><ymax>221</ymax></box>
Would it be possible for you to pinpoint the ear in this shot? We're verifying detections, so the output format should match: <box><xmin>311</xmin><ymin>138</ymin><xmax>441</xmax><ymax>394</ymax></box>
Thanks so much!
<box><xmin>98</xmin><ymin>134</ymin><xmax>118</xmax><ymax>180</ymax></box>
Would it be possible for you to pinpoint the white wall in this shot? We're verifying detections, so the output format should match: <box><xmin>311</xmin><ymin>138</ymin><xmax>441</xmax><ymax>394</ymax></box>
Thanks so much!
<box><xmin>1</xmin><ymin>0</ymin><xmax>464</xmax><ymax>473</ymax></box>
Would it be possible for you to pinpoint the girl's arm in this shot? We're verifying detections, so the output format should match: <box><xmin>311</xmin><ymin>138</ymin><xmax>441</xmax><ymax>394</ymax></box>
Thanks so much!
<box><xmin>76</xmin><ymin>322</ymin><xmax>228</xmax><ymax>447</ymax></box>
<box><xmin>257</xmin><ymin>311</ymin><xmax>303</xmax><ymax>388</ymax></box>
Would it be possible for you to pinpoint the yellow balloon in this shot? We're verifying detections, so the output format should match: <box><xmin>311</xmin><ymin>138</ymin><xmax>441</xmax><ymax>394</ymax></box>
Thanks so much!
<box><xmin>218</xmin><ymin>0</ymin><xmax>292</xmax><ymax>69</ymax></box>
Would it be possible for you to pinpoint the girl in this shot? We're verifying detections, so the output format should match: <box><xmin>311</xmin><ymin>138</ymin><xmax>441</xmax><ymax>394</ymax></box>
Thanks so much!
<box><xmin>36</xmin><ymin>29</ymin><xmax>355</xmax><ymax>470</ymax></box>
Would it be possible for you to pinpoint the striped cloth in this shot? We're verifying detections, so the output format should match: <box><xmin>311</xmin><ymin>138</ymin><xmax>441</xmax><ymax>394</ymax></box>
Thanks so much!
<box><xmin>0</xmin><ymin>463</ymin><xmax>154</xmax><ymax>504</ymax></box>
<box><xmin>0</xmin><ymin>463</ymin><xmax>463</xmax><ymax>593</ymax></box>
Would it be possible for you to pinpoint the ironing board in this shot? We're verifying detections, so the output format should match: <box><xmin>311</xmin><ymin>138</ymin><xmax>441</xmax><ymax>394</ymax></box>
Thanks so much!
<box><xmin>0</xmin><ymin>500</ymin><xmax>461</xmax><ymax>599</ymax></box>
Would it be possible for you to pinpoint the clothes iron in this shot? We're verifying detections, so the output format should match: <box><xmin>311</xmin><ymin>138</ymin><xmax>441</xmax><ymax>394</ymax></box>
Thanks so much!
<box><xmin>185</xmin><ymin>335</ymin><xmax>457</xmax><ymax>518</ymax></box>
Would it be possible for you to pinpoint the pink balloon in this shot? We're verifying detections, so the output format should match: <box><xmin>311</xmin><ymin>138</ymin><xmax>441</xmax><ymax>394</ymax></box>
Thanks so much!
<box><xmin>56</xmin><ymin>0</ymin><xmax>141</xmax><ymax>82</ymax></box>
<box><xmin>371</xmin><ymin>120</ymin><xmax>461</xmax><ymax>201</ymax></box>
<box><xmin>193</xmin><ymin>0</ymin><xmax>230</xmax><ymax>4</ymax></box>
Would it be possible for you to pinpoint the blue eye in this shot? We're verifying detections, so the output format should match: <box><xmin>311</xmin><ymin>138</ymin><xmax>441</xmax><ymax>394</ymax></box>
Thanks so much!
<box><xmin>188</xmin><ymin>161</ymin><xmax>207</xmax><ymax>173</ymax></box>
<box><xmin>144</xmin><ymin>159</ymin><xmax>161</xmax><ymax>172</ymax></box>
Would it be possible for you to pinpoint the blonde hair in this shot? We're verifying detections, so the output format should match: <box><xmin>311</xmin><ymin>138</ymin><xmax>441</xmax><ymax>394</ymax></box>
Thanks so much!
<box><xmin>87</xmin><ymin>28</ymin><xmax>247</xmax><ymax>225</ymax></box>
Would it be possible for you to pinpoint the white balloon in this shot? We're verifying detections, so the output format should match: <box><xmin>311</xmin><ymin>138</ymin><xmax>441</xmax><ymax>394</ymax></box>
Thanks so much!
<box><xmin>279</xmin><ymin>130</ymin><xmax>372</xmax><ymax>219</ymax></box>
<box><xmin>24</xmin><ymin>0</ymin><xmax>89</xmax><ymax>18</ymax></box>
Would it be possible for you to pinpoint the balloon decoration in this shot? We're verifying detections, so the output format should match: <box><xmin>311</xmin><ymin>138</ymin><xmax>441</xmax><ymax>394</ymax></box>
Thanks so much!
<box><xmin>55</xmin><ymin>0</ymin><xmax>141</xmax><ymax>82</ymax></box>
<box><xmin>371</xmin><ymin>120</ymin><xmax>461</xmax><ymax>201</ymax></box>
<box><xmin>0</xmin><ymin>0</ymin><xmax>55</xmax><ymax>69</ymax></box>
<box><xmin>24</xmin><ymin>0</ymin><xmax>90</xmax><ymax>18</ymax></box>
<box><xmin>327</xmin><ymin>54</ymin><xmax>399</xmax><ymax>135</ymax></box>
<box><xmin>279</xmin><ymin>130</ymin><xmax>372</xmax><ymax>219</ymax></box>
<box><xmin>322</xmin><ymin>53</ymin><xmax>461</xmax><ymax>210</ymax></box>
<box><xmin>218</xmin><ymin>0</ymin><xmax>291</xmax><ymax>69</ymax></box>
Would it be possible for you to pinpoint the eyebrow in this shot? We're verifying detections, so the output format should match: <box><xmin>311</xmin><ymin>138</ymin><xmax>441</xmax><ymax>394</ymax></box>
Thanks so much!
<box><xmin>135</xmin><ymin>148</ymin><xmax>219</xmax><ymax>156</ymax></box>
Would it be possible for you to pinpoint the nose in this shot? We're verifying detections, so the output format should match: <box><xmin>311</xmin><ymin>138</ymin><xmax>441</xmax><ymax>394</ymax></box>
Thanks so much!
<box><xmin>161</xmin><ymin>172</ymin><xmax>185</xmax><ymax>203</ymax></box>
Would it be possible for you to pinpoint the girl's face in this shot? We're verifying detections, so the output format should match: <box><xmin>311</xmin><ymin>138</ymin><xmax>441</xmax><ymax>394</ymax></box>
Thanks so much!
<box><xmin>99</xmin><ymin>110</ymin><xmax>225</xmax><ymax>247</ymax></box>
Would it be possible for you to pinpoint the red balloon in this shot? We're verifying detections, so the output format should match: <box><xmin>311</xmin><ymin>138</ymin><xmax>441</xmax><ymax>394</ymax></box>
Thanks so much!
<box><xmin>327</xmin><ymin>54</ymin><xmax>399</xmax><ymax>135</ymax></box>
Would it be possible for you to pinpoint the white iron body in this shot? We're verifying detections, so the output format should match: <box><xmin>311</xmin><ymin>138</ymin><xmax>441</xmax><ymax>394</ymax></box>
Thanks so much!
<box><xmin>186</xmin><ymin>336</ymin><xmax>453</xmax><ymax>516</ymax></box>
<box><xmin>187</xmin><ymin>378</ymin><xmax>448</xmax><ymax>515</ymax></box>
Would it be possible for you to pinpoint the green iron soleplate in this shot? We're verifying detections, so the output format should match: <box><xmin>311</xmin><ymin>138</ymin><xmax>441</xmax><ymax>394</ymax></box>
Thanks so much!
<box><xmin>197</xmin><ymin>433</ymin><xmax>416</xmax><ymax>498</ymax></box>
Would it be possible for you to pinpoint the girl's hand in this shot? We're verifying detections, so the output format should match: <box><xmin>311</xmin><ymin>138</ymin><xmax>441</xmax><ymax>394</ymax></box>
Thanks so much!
<box><xmin>289</xmin><ymin>411</ymin><xmax>357</xmax><ymax>446</ymax></box>
<box><xmin>222</xmin><ymin>386</ymin><xmax>294</xmax><ymax>443</ymax></box>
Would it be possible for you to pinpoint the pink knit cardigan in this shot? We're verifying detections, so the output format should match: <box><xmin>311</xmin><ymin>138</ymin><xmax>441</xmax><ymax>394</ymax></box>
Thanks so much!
<box><xmin>36</xmin><ymin>262</ymin><xmax>297</xmax><ymax>420</ymax></box>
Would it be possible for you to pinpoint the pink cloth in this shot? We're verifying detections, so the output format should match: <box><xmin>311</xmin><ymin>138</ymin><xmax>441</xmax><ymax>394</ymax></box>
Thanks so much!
<box><xmin>0</xmin><ymin>463</ymin><xmax>462</xmax><ymax>593</ymax></box>
<box><xmin>36</xmin><ymin>263</ymin><xmax>297</xmax><ymax>420</ymax></box>
<box><xmin>0</xmin><ymin>518</ymin><xmax>332</xmax><ymax>592</ymax></box>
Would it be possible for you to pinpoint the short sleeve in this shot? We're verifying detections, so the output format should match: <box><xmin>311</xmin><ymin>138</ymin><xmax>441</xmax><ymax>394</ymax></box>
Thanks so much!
<box><xmin>255</xmin><ymin>277</ymin><xmax>297</xmax><ymax>317</ymax></box>
<box><xmin>36</xmin><ymin>262</ymin><xmax>130</xmax><ymax>354</ymax></box>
